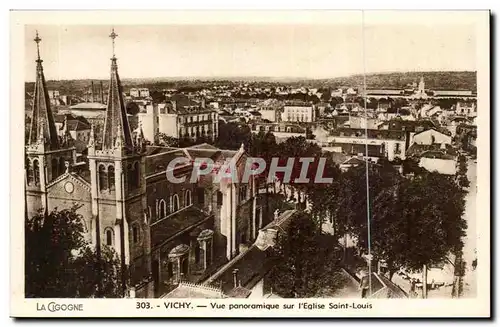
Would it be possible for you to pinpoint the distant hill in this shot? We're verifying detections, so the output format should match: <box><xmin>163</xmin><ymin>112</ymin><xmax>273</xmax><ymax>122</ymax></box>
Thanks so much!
<box><xmin>25</xmin><ymin>71</ymin><xmax>476</xmax><ymax>95</ymax></box>
<box><xmin>302</xmin><ymin>71</ymin><xmax>477</xmax><ymax>91</ymax></box>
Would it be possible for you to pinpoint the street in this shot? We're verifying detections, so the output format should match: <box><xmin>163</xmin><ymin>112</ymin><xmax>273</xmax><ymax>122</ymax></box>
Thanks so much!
<box><xmin>460</xmin><ymin>158</ymin><xmax>477</xmax><ymax>297</ymax></box>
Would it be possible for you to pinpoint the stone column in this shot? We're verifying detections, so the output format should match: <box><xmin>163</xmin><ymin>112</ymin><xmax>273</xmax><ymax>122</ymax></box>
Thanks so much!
<box><xmin>231</xmin><ymin>183</ymin><xmax>237</xmax><ymax>257</ymax></box>
<box><xmin>89</xmin><ymin>158</ymin><xmax>98</xmax><ymax>245</ymax></box>
<box><xmin>197</xmin><ymin>229</ymin><xmax>214</xmax><ymax>270</ymax></box>
<box><xmin>113</xmin><ymin>224</ymin><xmax>122</xmax><ymax>258</ymax></box>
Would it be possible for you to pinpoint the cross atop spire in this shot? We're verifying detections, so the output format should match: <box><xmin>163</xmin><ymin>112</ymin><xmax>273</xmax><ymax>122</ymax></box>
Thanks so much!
<box><xmin>28</xmin><ymin>31</ymin><xmax>59</xmax><ymax>150</ymax></box>
<box><xmin>102</xmin><ymin>28</ymin><xmax>134</xmax><ymax>150</ymax></box>
<box><xmin>109</xmin><ymin>28</ymin><xmax>118</xmax><ymax>60</ymax></box>
<box><xmin>34</xmin><ymin>30</ymin><xmax>42</xmax><ymax>63</ymax></box>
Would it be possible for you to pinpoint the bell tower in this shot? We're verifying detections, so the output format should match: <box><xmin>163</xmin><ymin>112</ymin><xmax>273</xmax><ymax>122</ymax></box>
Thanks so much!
<box><xmin>87</xmin><ymin>28</ymin><xmax>152</xmax><ymax>297</ymax></box>
<box><xmin>25</xmin><ymin>31</ymin><xmax>76</xmax><ymax>218</ymax></box>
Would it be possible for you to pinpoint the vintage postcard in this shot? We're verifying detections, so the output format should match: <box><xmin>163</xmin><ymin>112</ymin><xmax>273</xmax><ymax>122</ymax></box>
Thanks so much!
<box><xmin>10</xmin><ymin>10</ymin><xmax>490</xmax><ymax>318</ymax></box>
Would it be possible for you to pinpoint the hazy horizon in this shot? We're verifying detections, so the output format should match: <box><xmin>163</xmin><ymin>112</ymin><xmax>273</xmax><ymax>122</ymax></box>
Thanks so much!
<box><xmin>25</xmin><ymin>70</ymin><xmax>478</xmax><ymax>84</ymax></box>
<box><xmin>24</xmin><ymin>24</ymin><xmax>477</xmax><ymax>82</ymax></box>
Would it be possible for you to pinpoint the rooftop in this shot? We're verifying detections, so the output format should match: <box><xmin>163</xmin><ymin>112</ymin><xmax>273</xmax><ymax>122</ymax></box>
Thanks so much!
<box><xmin>330</xmin><ymin>128</ymin><xmax>406</xmax><ymax>141</ymax></box>
<box><xmin>204</xmin><ymin>210</ymin><xmax>298</xmax><ymax>295</ymax></box>
<box><xmin>150</xmin><ymin>206</ymin><xmax>212</xmax><ymax>249</ymax></box>
<box><xmin>161</xmin><ymin>281</ymin><xmax>225</xmax><ymax>299</ymax></box>
<box><xmin>69</xmin><ymin>102</ymin><xmax>107</xmax><ymax>110</ymax></box>
<box><xmin>406</xmin><ymin>143</ymin><xmax>457</xmax><ymax>158</ymax></box>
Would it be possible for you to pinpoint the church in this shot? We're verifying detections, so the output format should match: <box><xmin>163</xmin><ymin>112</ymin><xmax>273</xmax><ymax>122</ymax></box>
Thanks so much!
<box><xmin>24</xmin><ymin>29</ymin><xmax>280</xmax><ymax>298</ymax></box>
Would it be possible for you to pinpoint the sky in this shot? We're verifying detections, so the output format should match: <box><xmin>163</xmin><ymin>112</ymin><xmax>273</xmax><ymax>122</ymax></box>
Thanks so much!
<box><xmin>24</xmin><ymin>23</ymin><xmax>476</xmax><ymax>81</ymax></box>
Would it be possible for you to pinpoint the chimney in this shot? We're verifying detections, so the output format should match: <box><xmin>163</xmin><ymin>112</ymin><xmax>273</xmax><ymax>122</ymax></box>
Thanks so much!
<box><xmin>232</xmin><ymin>269</ymin><xmax>239</xmax><ymax>288</ymax></box>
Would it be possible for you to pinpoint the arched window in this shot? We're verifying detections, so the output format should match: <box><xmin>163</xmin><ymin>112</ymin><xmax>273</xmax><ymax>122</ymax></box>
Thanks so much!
<box><xmin>134</xmin><ymin>162</ymin><xmax>140</xmax><ymax>188</ymax></box>
<box><xmin>206</xmin><ymin>239</ymin><xmax>212</xmax><ymax>266</ymax></box>
<box><xmin>158</xmin><ymin>199</ymin><xmax>167</xmax><ymax>218</ymax></box>
<box><xmin>108</xmin><ymin>165</ymin><xmax>115</xmax><ymax>191</ymax></box>
<box><xmin>181</xmin><ymin>257</ymin><xmax>188</xmax><ymax>277</ymax></box>
<box><xmin>194</xmin><ymin>243</ymin><xmax>201</xmax><ymax>264</ymax></box>
<box><xmin>128</xmin><ymin>162</ymin><xmax>140</xmax><ymax>190</ymax></box>
<box><xmin>26</xmin><ymin>159</ymin><xmax>32</xmax><ymax>186</ymax></box>
<box><xmin>59</xmin><ymin>157</ymin><xmax>66</xmax><ymax>175</ymax></box>
<box><xmin>132</xmin><ymin>225</ymin><xmax>139</xmax><ymax>243</ymax></box>
<box><xmin>33</xmin><ymin>159</ymin><xmax>40</xmax><ymax>186</ymax></box>
<box><xmin>127</xmin><ymin>164</ymin><xmax>133</xmax><ymax>190</ymax></box>
<box><xmin>216</xmin><ymin>191</ymin><xmax>223</xmax><ymax>206</ymax></box>
<box><xmin>167</xmin><ymin>261</ymin><xmax>173</xmax><ymax>277</ymax></box>
<box><xmin>98</xmin><ymin>164</ymin><xmax>107</xmax><ymax>191</ymax></box>
<box><xmin>172</xmin><ymin>194</ymin><xmax>180</xmax><ymax>212</ymax></box>
<box><xmin>105</xmin><ymin>229</ymin><xmax>113</xmax><ymax>246</ymax></box>
<box><xmin>185</xmin><ymin>190</ymin><xmax>192</xmax><ymax>207</ymax></box>
<box><xmin>51</xmin><ymin>158</ymin><xmax>58</xmax><ymax>179</ymax></box>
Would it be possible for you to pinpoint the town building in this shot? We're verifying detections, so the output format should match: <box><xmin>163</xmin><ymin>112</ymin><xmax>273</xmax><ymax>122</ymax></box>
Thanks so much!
<box><xmin>433</xmin><ymin>90</ymin><xmax>473</xmax><ymax>97</ymax></box>
<box><xmin>411</xmin><ymin>128</ymin><xmax>452</xmax><ymax>146</ymax></box>
<box><xmin>163</xmin><ymin>210</ymin><xmax>297</xmax><ymax>299</ymax></box>
<box><xmin>130</xmin><ymin>88</ymin><xmax>150</xmax><ymax>98</ymax></box>
<box><xmin>282</xmin><ymin>101</ymin><xmax>315</xmax><ymax>123</ymax></box>
<box><xmin>249</xmin><ymin>122</ymin><xmax>307</xmax><ymax>143</ymax></box>
<box><xmin>326</xmin><ymin>128</ymin><xmax>407</xmax><ymax>161</ymax></box>
<box><xmin>455</xmin><ymin>101</ymin><xmax>477</xmax><ymax>117</ymax></box>
<box><xmin>138</xmin><ymin>95</ymin><xmax>219</xmax><ymax>144</ymax></box>
<box><xmin>259</xmin><ymin>108</ymin><xmax>279</xmax><ymax>122</ymax></box>
<box><xmin>406</xmin><ymin>143</ymin><xmax>458</xmax><ymax>175</ymax></box>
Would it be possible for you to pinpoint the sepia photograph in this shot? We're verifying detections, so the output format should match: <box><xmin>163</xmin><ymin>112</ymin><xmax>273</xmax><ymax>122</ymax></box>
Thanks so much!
<box><xmin>10</xmin><ymin>10</ymin><xmax>490</xmax><ymax>318</ymax></box>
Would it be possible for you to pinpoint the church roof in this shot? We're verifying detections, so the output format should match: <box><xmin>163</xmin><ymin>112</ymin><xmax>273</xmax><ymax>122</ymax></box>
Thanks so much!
<box><xmin>27</xmin><ymin>31</ymin><xmax>59</xmax><ymax>150</ymax></box>
<box><xmin>145</xmin><ymin>149</ymin><xmax>190</xmax><ymax>176</ymax></box>
<box><xmin>150</xmin><ymin>206</ymin><xmax>211</xmax><ymax>249</ymax></box>
<box><xmin>203</xmin><ymin>210</ymin><xmax>298</xmax><ymax>296</ymax></box>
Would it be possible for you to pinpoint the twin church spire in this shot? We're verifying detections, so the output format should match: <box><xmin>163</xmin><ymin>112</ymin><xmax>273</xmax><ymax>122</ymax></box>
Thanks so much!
<box><xmin>101</xmin><ymin>28</ymin><xmax>134</xmax><ymax>150</ymax></box>
<box><xmin>27</xmin><ymin>31</ymin><xmax>59</xmax><ymax>149</ymax></box>
<box><xmin>28</xmin><ymin>28</ymin><xmax>139</xmax><ymax>152</ymax></box>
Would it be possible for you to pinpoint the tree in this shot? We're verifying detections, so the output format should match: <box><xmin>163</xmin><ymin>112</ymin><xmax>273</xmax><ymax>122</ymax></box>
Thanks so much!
<box><xmin>248</xmin><ymin>131</ymin><xmax>278</xmax><ymax>172</ymax></box>
<box><xmin>25</xmin><ymin>206</ymin><xmax>123</xmax><ymax>298</ymax></box>
<box><xmin>150</xmin><ymin>90</ymin><xmax>166</xmax><ymax>103</ymax></box>
<box><xmin>215</xmin><ymin>121</ymin><xmax>251</xmax><ymax>150</ymax></box>
<box><xmin>268</xmin><ymin>212</ymin><xmax>342</xmax><ymax>297</ymax></box>
<box><xmin>125</xmin><ymin>102</ymin><xmax>140</xmax><ymax>116</ymax></box>
<box><xmin>456</xmin><ymin>155</ymin><xmax>470</xmax><ymax>188</ymax></box>
<box><xmin>402</xmin><ymin>157</ymin><xmax>426</xmax><ymax>176</ymax></box>
<box><xmin>354</xmin><ymin>171</ymin><xmax>467</xmax><ymax>286</ymax></box>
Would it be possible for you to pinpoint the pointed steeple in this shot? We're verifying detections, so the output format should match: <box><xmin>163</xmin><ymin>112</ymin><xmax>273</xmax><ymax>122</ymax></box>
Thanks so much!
<box><xmin>102</xmin><ymin>28</ymin><xmax>133</xmax><ymax>150</ymax></box>
<box><xmin>28</xmin><ymin>31</ymin><xmax>59</xmax><ymax>149</ymax></box>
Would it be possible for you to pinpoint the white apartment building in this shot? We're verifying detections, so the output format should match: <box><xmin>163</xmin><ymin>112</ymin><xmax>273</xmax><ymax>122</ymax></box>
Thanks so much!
<box><xmin>138</xmin><ymin>100</ymin><xmax>219</xmax><ymax>143</ymax></box>
<box><xmin>282</xmin><ymin>102</ymin><xmax>315</xmax><ymax>122</ymax></box>
<box><xmin>130</xmin><ymin>88</ymin><xmax>150</xmax><ymax>98</ymax></box>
